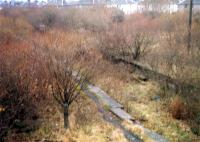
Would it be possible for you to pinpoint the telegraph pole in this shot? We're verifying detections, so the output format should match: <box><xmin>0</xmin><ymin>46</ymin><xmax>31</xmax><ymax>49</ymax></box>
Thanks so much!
<box><xmin>28</xmin><ymin>0</ymin><xmax>30</xmax><ymax>7</ymax></box>
<box><xmin>187</xmin><ymin>0</ymin><xmax>193</xmax><ymax>52</ymax></box>
<box><xmin>11</xmin><ymin>0</ymin><xmax>15</xmax><ymax>6</ymax></box>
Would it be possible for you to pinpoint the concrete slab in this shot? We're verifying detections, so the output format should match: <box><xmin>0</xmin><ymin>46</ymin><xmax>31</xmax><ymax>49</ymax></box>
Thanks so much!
<box><xmin>110</xmin><ymin>107</ymin><xmax>134</xmax><ymax>121</ymax></box>
<box><xmin>87</xmin><ymin>84</ymin><xmax>123</xmax><ymax>108</ymax></box>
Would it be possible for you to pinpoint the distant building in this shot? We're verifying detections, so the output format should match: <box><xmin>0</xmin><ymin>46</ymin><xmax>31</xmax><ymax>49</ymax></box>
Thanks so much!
<box><xmin>178</xmin><ymin>0</ymin><xmax>200</xmax><ymax>11</ymax></box>
<box><xmin>164</xmin><ymin>3</ymin><xmax>178</xmax><ymax>13</ymax></box>
<box><xmin>106</xmin><ymin>0</ymin><xmax>144</xmax><ymax>14</ymax></box>
<box><xmin>63</xmin><ymin>0</ymin><xmax>106</xmax><ymax>6</ymax></box>
<box><xmin>48</xmin><ymin>0</ymin><xmax>64</xmax><ymax>6</ymax></box>
<box><xmin>139</xmin><ymin>0</ymin><xmax>178</xmax><ymax>13</ymax></box>
<box><xmin>106</xmin><ymin>0</ymin><xmax>179</xmax><ymax>14</ymax></box>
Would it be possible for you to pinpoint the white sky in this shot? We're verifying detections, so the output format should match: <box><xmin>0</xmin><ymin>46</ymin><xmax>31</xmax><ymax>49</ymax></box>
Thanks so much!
<box><xmin>0</xmin><ymin>0</ymin><xmax>46</xmax><ymax>2</ymax></box>
<box><xmin>1</xmin><ymin>0</ymin><xmax>79</xmax><ymax>2</ymax></box>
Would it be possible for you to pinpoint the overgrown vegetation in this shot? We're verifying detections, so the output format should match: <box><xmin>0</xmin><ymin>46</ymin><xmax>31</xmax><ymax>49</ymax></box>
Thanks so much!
<box><xmin>0</xmin><ymin>7</ymin><xmax>199</xmax><ymax>142</ymax></box>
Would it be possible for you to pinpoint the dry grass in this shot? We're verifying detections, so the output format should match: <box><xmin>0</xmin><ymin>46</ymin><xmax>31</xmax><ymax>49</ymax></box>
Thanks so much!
<box><xmin>89</xmin><ymin>60</ymin><xmax>198</xmax><ymax>141</ymax></box>
<box><xmin>4</xmin><ymin>94</ymin><xmax>128</xmax><ymax>142</ymax></box>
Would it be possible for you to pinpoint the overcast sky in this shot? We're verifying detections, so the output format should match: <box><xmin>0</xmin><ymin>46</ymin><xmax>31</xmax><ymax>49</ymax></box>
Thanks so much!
<box><xmin>0</xmin><ymin>0</ymin><xmax>46</xmax><ymax>2</ymax></box>
<box><xmin>0</xmin><ymin>0</ymin><xmax>80</xmax><ymax>2</ymax></box>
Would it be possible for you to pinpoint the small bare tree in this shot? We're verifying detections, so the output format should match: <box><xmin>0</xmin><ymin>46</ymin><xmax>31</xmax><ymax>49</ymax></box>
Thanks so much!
<box><xmin>31</xmin><ymin>34</ymin><xmax>88</xmax><ymax>129</ymax></box>
<box><xmin>48</xmin><ymin>56</ymin><xmax>87</xmax><ymax>129</ymax></box>
<box><xmin>129</xmin><ymin>33</ymin><xmax>152</xmax><ymax>61</ymax></box>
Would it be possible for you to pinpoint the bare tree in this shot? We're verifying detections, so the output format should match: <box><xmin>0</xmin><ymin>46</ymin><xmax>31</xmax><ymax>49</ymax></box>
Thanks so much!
<box><xmin>128</xmin><ymin>33</ymin><xmax>152</xmax><ymax>61</ymax></box>
<box><xmin>31</xmin><ymin>37</ymin><xmax>88</xmax><ymax>129</ymax></box>
<box><xmin>47</xmin><ymin>55</ymin><xmax>87</xmax><ymax>129</ymax></box>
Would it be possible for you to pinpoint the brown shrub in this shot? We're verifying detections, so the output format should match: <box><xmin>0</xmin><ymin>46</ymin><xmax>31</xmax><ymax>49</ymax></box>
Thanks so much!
<box><xmin>62</xmin><ymin>7</ymin><xmax>111</xmax><ymax>31</ymax></box>
<box><xmin>169</xmin><ymin>96</ymin><xmax>190</xmax><ymax>120</ymax></box>
<box><xmin>0</xmin><ymin>43</ymin><xmax>35</xmax><ymax>140</ymax></box>
<box><xmin>99</xmin><ymin>14</ymin><xmax>155</xmax><ymax>61</ymax></box>
<box><xmin>0</xmin><ymin>15</ymin><xmax>33</xmax><ymax>44</ymax></box>
<box><xmin>0</xmin><ymin>38</ymin><xmax>51</xmax><ymax>140</ymax></box>
<box><xmin>111</xmin><ymin>8</ymin><xmax>124</xmax><ymax>23</ymax></box>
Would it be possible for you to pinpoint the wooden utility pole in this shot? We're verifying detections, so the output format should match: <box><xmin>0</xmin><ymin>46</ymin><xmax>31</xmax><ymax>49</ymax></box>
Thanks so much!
<box><xmin>27</xmin><ymin>0</ymin><xmax>30</xmax><ymax>7</ymax></box>
<box><xmin>188</xmin><ymin>0</ymin><xmax>193</xmax><ymax>52</ymax></box>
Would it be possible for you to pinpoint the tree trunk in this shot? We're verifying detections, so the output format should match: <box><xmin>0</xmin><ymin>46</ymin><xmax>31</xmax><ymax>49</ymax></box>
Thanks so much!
<box><xmin>63</xmin><ymin>103</ymin><xmax>69</xmax><ymax>129</ymax></box>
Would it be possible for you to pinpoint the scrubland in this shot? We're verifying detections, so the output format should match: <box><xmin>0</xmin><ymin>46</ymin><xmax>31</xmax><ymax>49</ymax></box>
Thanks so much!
<box><xmin>0</xmin><ymin>7</ymin><xmax>200</xmax><ymax>142</ymax></box>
